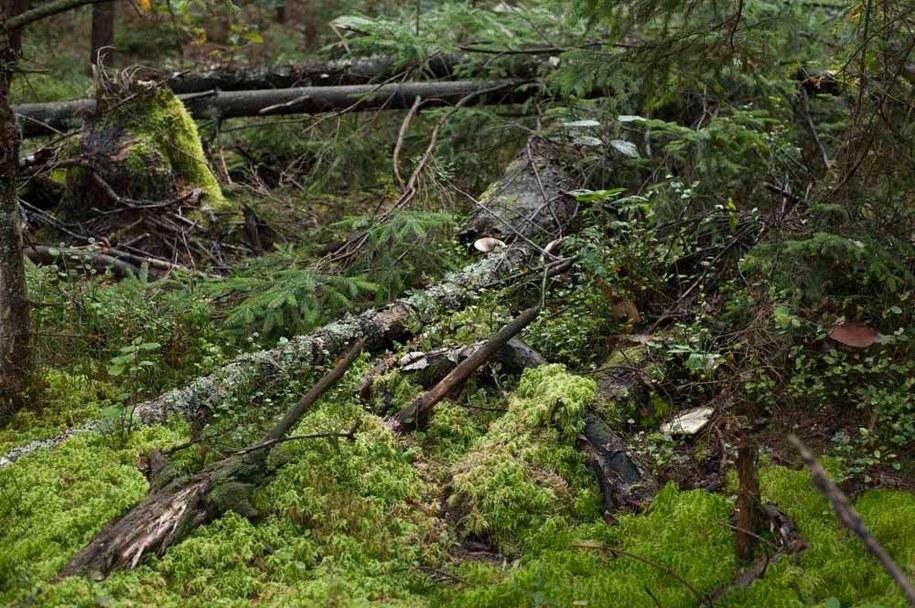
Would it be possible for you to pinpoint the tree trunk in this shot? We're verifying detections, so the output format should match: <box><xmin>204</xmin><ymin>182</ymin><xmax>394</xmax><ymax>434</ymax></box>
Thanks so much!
<box><xmin>0</xmin><ymin>9</ymin><xmax>32</xmax><ymax>415</ymax></box>
<box><xmin>735</xmin><ymin>440</ymin><xmax>761</xmax><ymax>560</ymax></box>
<box><xmin>89</xmin><ymin>0</ymin><xmax>114</xmax><ymax>67</ymax></box>
<box><xmin>14</xmin><ymin>79</ymin><xmax>536</xmax><ymax>138</ymax></box>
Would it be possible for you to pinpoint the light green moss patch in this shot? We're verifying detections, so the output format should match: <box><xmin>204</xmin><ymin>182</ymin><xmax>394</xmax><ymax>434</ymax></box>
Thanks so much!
<box><xmin>448</xmin><ymin>365</ymin><xmax>600</xmax><ymax>551</ymax></box>
<box><xmin>114</xmin><ymin>89</ymin><xmax>227</xmax><ymax>214</ymax></box>
<box><xmin>0</xmin><ymin>370</ymin><xmax>114</xmax><ymax>453</ymax></box>
<box><xmin>445</xmin><ymin>483</ymin><xmax>739</xmax><ymax>607</ymax></box>
<box><xmin>0</xmin><ymin>425</ymin><xmax>185</xmax><ymax>603</ymax></box>
<box><xmin>718</xmin><ymin>466</ymin><xmax>915</xmax><ymax>608</ymax></box>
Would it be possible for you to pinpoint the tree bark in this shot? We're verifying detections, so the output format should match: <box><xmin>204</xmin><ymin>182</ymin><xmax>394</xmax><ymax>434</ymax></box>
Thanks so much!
<box><xmin>0</xmin><ymin>8</ymin><xmax>32</xmax><ymax>415</ymax></box>
<box><xmin>14</xmin><ymin>79</ymin><xmax>536</xmax><ymax>137</ymax></box>
<box><xmin>735</xmin><ymin>440</ymin><xmax>761</xmax><ymax>560</ymax></box>
<box><xmin>89</xmin><ymin>0</ymin><xmax>114</xmax><ymax>67</ymax></box>
<box><xmin>163</xmin><ymin>53</ymin><xmax>539</xmax><ymax>94</ymax></box>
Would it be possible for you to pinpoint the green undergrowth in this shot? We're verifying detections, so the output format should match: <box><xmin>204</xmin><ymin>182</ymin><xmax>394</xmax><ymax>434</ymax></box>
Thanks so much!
<box><xmin>0</xmin><ymin>370</ymin><xmax>115</xmax><ymax>454</ymax></box>
<box><xmin>448</xmin><ymin>365</ymin><xmax>602</xmax><ymax>553</ymax></box>
<box><xmin>0</xmin><ymin>424</ymin><xmax>187</xmax><ymax>601</ymax></box>
<box><xmin>2</xmin><ymin>364</ymin><xmax>915</xmax><ymax>607</ymax></box>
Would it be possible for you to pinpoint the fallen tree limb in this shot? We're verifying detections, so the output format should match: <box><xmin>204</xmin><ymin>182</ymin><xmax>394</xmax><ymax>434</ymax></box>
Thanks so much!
<box><xmin>2</xmin><ymin>134</ymin><xmax>575</xmax><ymax>468</ymax></box>
<box><xmin>164</xmin><ymin>53</ymin><xmax>544</xmax><ymax>94</ymax></box>
<box><xmin>15</xmin><ymin>79</ymin><xmax>537</xmax><ymax>138</ymax></box>
<box><xmin>789</xmin><ymin>435</ymin><xmax>915</xmax><ymax>606</ymax></box>
<box><xmin>580</xmin><ymin>413</ymin><xmax>657</xmax><ymax>516</ymax></box>
<box><xmin>60</xmin><ymin>340</ymin><xmax>364</xmax><ymax>578</ymax></box>
<box><xmin>24</xmin><ymin>245</ymin><xmax>141</xmax><ymax>278</ymax></box>
<box><xmin>389</xmin><ymin>306</ymin><xmax>540</xmax><ymax>433</ymax></box>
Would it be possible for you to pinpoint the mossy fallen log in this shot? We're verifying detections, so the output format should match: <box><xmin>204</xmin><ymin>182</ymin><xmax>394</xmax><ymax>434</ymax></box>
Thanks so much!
<box><xmin>1</xmin><ymin>134</ymin><xmax>576</xmax><ymax>468</ymax></box>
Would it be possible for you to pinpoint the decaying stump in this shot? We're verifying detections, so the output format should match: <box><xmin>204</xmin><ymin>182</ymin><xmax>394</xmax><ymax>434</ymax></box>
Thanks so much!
<box><xmin>459</xmin><ymin>139</ymin><xmax>577</xmax><ymax>243</ymax></box>
<box><xmin>735</xmin><ymin>440</ymin><xmax>762</xmax><ymax>560</ymax></box>
<box><xmin>58</xmin><ymin>81</ymin><xmax>229</xmax><ymax>228</ymax></box>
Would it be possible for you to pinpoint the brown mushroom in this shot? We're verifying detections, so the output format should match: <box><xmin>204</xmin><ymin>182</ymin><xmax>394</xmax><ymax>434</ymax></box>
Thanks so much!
<box><xmin>828</xmin><ymin>320</ymin><xmax>881</xmax><ymax>348</ymax></box>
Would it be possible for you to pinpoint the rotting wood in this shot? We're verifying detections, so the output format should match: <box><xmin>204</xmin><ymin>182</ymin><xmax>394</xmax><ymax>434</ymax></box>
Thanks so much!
<box><xmin>580</xmin><ymin>413</ymin><xmax>657</xmax><ymax>516</ymax></box>
<box><xmin>60</xmin><ymin>340</ymin><xmax>364</xmax><ymax>579</ymax></box>
<box><xmin>389</xmin><ymin>306</ymin><xmax>540</xmax><ymax>433</ymax></box>
<box><xmin>735</xmin><ymin>439</ymin><xmax>761</xmax><ymax>560</ymax></box>
<box><xmin>1</xmin><ymin>134</ymin><xmax>575</xmax><ymax>467</ymax></box>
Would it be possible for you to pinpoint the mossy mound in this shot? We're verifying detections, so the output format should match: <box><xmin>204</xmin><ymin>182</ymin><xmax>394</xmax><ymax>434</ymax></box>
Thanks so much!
<box><xmin>59</xmin><ymin>84</ymin><xmax>230</xmax><ymax>225</ymax></box>
<box><xmin>447</xmin><ymin>364</ymin><xmax>602</xmax><ymax>551</ymax></box>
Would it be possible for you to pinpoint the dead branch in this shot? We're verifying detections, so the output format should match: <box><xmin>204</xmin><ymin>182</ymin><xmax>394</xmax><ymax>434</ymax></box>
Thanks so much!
<box><xmin>389</xmin><ymin>307</ymin><xmax>540</xmax><ymax>433</ymax></box>
<box><xmin>15</xmin><ymin>79</ymin><xmax>535</xmax><ymax>138</ymax></box>
<box><xmin>789</xmin><ymin>434</ymin><xmax>915</xmax><ymax>607</ymax></box>
<box><xmin>60</xmin><ymin>340</ymin><xmax>364</xmax><ymax>578</ymax></box>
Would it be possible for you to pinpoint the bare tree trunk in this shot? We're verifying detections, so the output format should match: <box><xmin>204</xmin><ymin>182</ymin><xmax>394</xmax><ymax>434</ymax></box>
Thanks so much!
<box><xmin>0</xmin><ymin>5</ymin><xmax>32</xmax><ymax>415</ymax></box>
<box><xmin>735</xmin><ymin>440</ymin><xmax>761</xmax><ymax>560</ymax></box>
<box><xmin>285</xmin><ymin>0</ymin><xmax>318</xmax><ymax>49</ymax></box>
<box><xmin>89</xmin><ymin>0</ymin><xmax>114</xmax><ymax>67</ymax></box>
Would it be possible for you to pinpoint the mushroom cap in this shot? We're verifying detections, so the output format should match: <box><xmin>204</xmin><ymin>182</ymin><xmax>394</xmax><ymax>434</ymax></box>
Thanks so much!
<box><xmin>473</xmin><ymin>237</ymin><xmax>506</xmax><ymax>253</ymax></box>
<box><xmin>828</xmin><ymin>320</ymin><xmax>881</xmax><ymax>348</ymax></box>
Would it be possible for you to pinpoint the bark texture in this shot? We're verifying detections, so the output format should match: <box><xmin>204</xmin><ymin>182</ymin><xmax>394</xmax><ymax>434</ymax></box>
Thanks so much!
<box><xmin>164</xmin><ymin>53</ymin><xmax>541</xmax><ymax>94</ymax></box>
<box><xmin>459</xmin><ymin>138</ymin><xmax>577</xmax><ymax>242</ymax></box>
<box><xmin>0</xmin><ymin>10</ymin><xmax>31</xmax><ymax>415</ymax></box>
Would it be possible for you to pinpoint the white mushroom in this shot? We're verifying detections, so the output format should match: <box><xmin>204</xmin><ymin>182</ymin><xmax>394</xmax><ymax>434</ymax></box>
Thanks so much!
<box><xmin>474</xmin><ymin>237</ymin><xmax>506</xmax><ymax>253</ymax></box>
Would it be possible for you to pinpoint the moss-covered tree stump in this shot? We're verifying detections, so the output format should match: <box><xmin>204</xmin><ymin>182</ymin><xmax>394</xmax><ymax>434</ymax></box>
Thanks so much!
<box><xmin>59</xmin><ymin>83</ymin><xmax>229</xmax><ymax>225</ymax></box>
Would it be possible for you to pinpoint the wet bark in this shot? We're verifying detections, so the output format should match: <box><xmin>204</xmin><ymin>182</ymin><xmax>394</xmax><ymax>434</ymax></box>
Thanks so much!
<box><xmin>735</xmin><ymin>440</ymin><xmax>761</xmax><ymax>560</ymax></box>
<box><xmin>0</xmin><ymin>9</ymin><xmax>31</xmax><ymax>415</ymax></box>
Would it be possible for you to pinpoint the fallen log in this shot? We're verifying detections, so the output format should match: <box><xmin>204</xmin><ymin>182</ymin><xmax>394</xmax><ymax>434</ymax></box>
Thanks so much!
<box><xmin>164</xmin><ymin>53</ymin><xmax>544</xmax><ymax>94</ymax></box>
<box><xmin>389</xmin><ymin>307</ymin><xmax>540</xmax><ymax>433</ymax></box>
<box><xmin>1</xmin><ymin>134</ymin><xmax>575</xmax><ymax>468</ymax></box>
<box><xmin>60</xmin><ymin>340</ymin><xmax>364</xmax><ymax>578</ymax></box>
<box><xmin>15</xmin><ymin>79</ymin><xmax>535</xmax><ymax>138</ymax></box>
<box><xmin>580</xmin><ymin>412</ymin><xmax>657</xmax><ymax>516</ymax></box>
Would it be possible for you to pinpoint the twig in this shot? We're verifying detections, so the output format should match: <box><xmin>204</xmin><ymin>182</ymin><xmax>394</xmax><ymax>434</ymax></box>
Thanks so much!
<box><xmin>789</xmin><ymin>435</ymin><xmax>915</xmax><ymax>607</ymax></box>
<box><xmin>390</xmin><ymin>307</ymin><xmax>539</xmax><ymax>432</ymax></box>
<box><xmin>258</xmin><ymin>340</ymin><xmax>365</xmax><ymax>447</ymax></box>
<box><xmin>393</xmin><ymin>95</ymin><xmax>422</xmax><ymax>189</ymax></box>
<box><xmin>236</xmin><ymin>419</ymin><xmax>363</xmax><ymax>455</ymax></box>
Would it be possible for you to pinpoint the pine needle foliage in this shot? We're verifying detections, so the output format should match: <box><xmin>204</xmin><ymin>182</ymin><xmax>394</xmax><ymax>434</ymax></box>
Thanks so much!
<box><xmin>216</xmin><ymin>211</ymin><xmax>458</xmax><ymax>343</ymax></box>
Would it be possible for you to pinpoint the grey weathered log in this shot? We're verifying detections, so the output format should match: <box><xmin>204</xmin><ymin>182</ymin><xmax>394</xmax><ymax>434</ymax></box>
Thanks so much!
<box><xmin>133</xmin><ymin>248</ymin><xmax>530</xmax><ymax>425</ymax></box>
<box><xmin>580</xmin><ymin>412</ymin><xmax>657</xmax><ymax>515</ymax></box>
<box><xmin>164</xmin><ymin>53</ymin><xmax>541</xmax><ymax>93</ymax></box>
<box><xmin>14</xmin><ymin>79</ymin><xmax>534</xmax><ymax>138</ymax></box>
